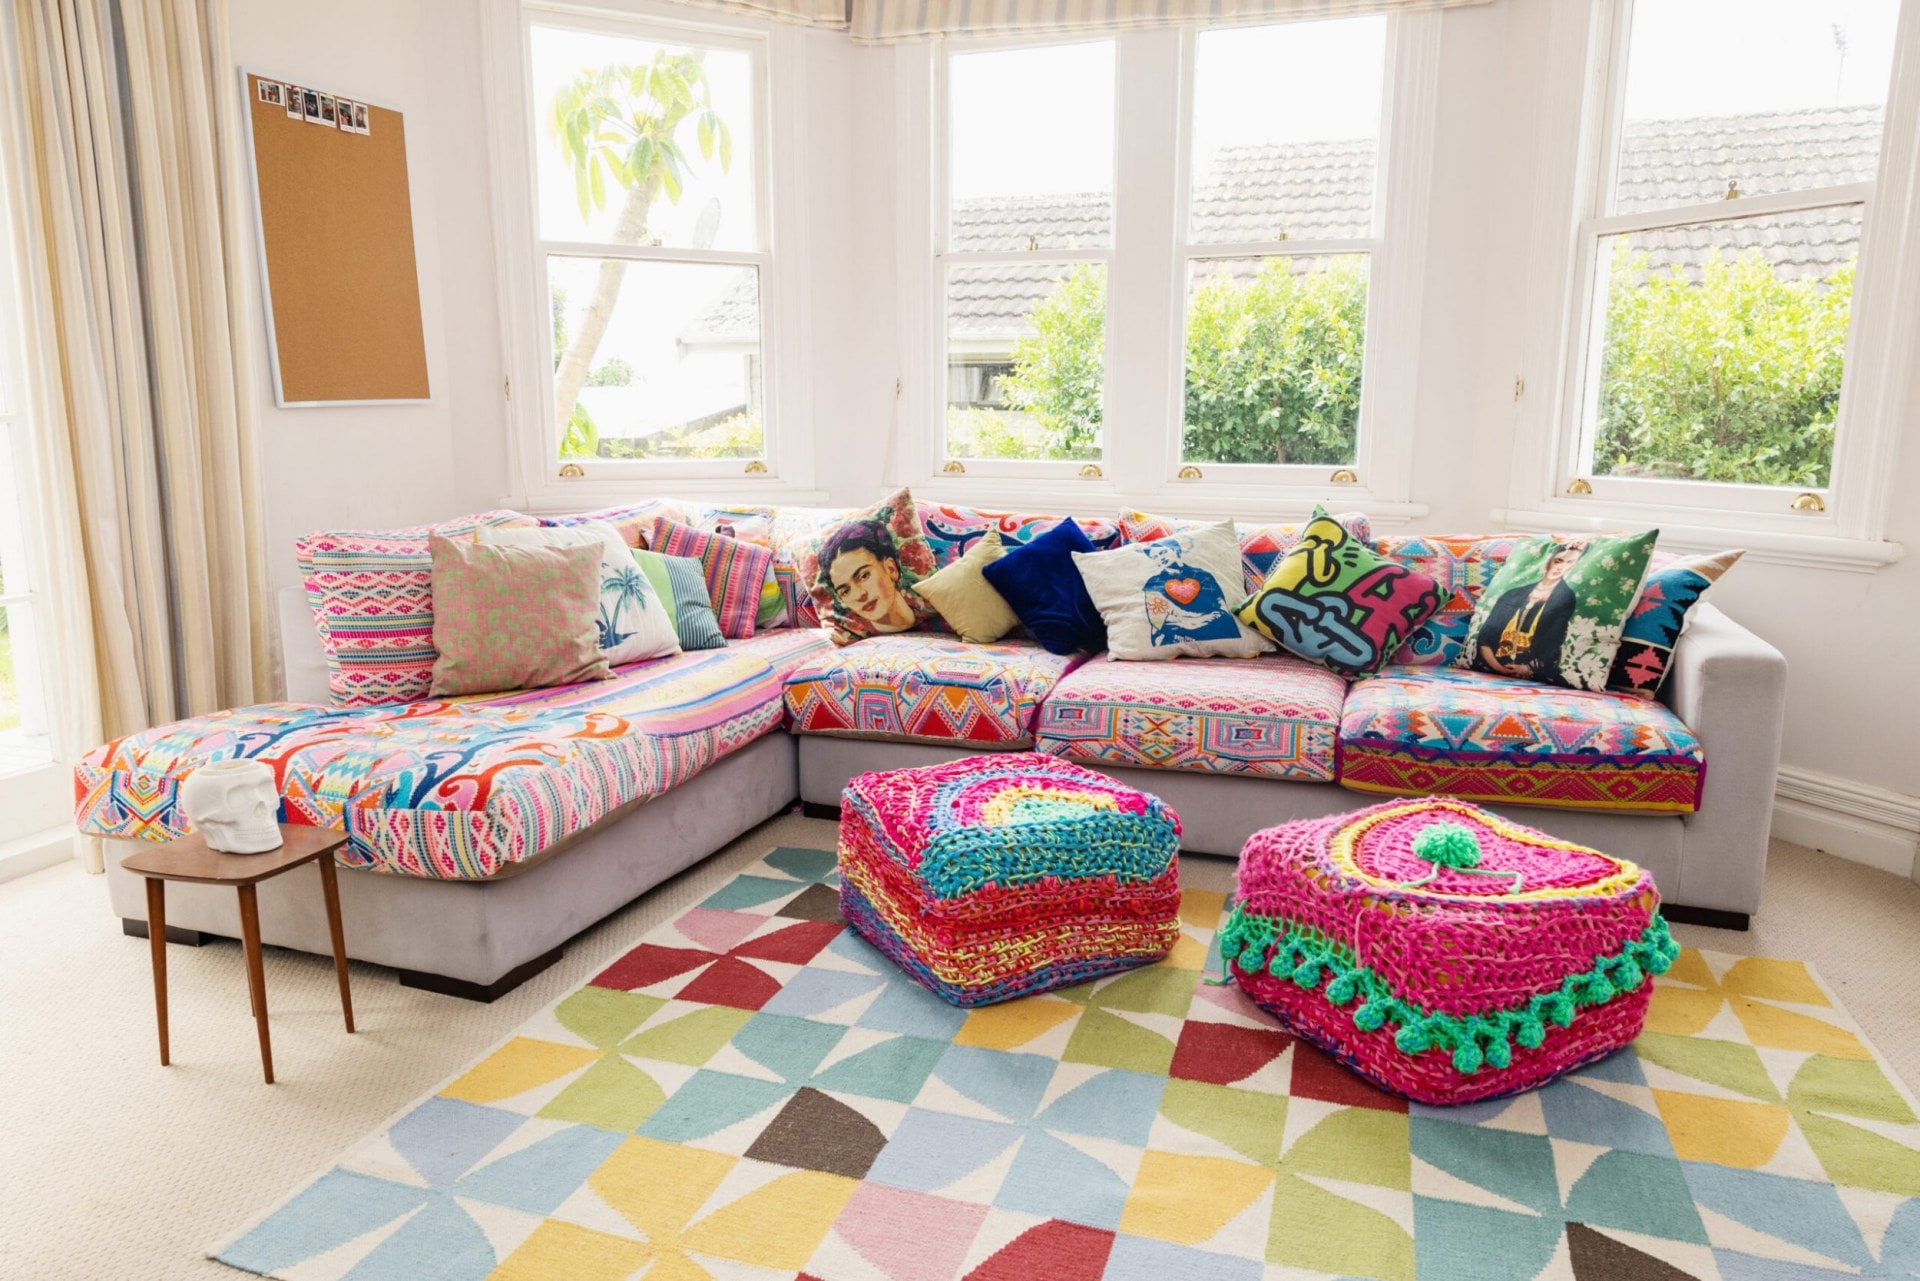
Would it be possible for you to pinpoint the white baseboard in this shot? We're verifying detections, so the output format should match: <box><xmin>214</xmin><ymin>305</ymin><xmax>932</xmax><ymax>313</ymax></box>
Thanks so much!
<box><xmin>1772</xmin><ymin>766</ymin><xmax>1920</xmax><ymax>880</ymax></box>
<box><xmin>0</xmin><ymin>826</ymin><xmax>76</xmax><ymax>885</ymax></box>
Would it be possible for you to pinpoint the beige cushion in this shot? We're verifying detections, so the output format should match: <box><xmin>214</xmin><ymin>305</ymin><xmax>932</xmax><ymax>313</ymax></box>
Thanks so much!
<box><xmin>428</xmin><ymin>535</ymin><xmax>612</xmax><ymax>697</ymax></box>
<box><xmin>910</xmin><ymin>527</ymin><xmax>1020</xmax><ymax>643</ymax></box>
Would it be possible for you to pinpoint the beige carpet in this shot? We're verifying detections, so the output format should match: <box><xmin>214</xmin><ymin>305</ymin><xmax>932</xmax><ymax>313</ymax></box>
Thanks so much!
<box><xmin>1</xmin><ymin>818</ymin><xmax>1916</xmax><ymax>1280</ymax></box>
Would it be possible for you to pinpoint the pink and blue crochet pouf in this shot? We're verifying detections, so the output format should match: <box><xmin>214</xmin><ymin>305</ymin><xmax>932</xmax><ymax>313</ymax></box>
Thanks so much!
<box><xmin>837</xmin><ymin>753</ymin><xmax>1183</xmax><ymax>1007</ymax></box>
<box><xmin>1218</xmin><ymin>796</ymin><xmax>1678</xmax><ymax>1106</ymax></box>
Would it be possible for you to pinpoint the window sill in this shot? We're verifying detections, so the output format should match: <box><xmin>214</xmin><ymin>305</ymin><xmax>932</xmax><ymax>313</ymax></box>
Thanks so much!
<box><xmin>516</xmin><ymin>480</ymin><xmax>830</xmax><ymax>516</ymax></box>
<box><xmin>914</xmin><ymin>473</ymin><xmax>1428</xmax><ymax>528</ymax></box>
<box><xmin>1493</xmin><ymin>507</ymin><xmax>1905</xmax><ymax>573</ymax></box>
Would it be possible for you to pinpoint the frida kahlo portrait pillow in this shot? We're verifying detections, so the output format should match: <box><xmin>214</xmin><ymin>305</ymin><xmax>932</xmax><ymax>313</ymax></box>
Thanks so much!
<box><xmin>796</xmin><ymin>487</ymin><xmax>939</xmax><ymax>645</ymax></box>
<box><xmin>1458</xmin><ymin>530</ymin><xmax>1657</xmax><ymax>691</ymax></box>
<box><xmin>1234</xmin><ymin>507</ymin><xmax>1441</xmax><ymax>676</ymax></box>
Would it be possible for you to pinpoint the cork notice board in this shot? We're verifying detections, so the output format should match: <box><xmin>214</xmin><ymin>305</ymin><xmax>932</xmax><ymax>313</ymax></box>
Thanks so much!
<box><xmin>243</xmin><ymin>71</ymin><xmax>430</xmax><ymax>405</ymax></box>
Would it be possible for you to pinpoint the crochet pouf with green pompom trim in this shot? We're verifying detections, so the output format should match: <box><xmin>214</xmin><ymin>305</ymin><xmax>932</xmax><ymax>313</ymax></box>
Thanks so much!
<box><xmin>1219</xmin><ymin>796</ymin><xmax>1676</xmax><ymax>1106</ymax></box>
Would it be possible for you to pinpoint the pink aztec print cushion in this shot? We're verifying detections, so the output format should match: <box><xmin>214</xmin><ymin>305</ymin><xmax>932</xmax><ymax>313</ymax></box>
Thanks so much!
<box><xmin>643</xmin><ymin>516</ymin><xmax>778</xmax><ymax>641</ymax></box>
<box><xmin>1221</xmin><ymin>797</ymin><xmax>1677</xmax><ymax>1105</ymax></box>
<box><xmin>1035</xmin><ymin>652</ymin><xmax>1344</xmax><ymax>781</ymax></box>
<box><xmin>296</xmin><ymin>509</ymin><xmax>536</xmax><ymax>708</ymax></box>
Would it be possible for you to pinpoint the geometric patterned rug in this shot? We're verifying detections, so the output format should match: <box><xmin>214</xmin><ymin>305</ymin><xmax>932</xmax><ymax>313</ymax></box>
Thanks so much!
<box><xmin>213</xmin><ymin>846</ymin><xmax>1920</xmax><ymax>1280</ymax></box>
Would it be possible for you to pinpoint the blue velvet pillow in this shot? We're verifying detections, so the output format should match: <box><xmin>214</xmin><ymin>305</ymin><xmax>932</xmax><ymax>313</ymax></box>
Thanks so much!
<box><xmin>980</xmin><ymin>518</ymin><xmax>1106</xmax><ymax>655</ymax></box>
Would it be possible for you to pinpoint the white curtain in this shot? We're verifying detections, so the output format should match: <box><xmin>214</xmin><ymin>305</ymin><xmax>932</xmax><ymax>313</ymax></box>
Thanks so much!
<box><xmin>2</xmin><ymin>0</ymin><xmax>274</xmax><ymax>871</ymax></box>
<box><xmin>850</xmin><ymin>0</ymin><xmax>1487</xmax><ymax>42</ymax></box>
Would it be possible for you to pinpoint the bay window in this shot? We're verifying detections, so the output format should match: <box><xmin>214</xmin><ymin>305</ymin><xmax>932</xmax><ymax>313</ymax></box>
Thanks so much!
<box><xmin>1512</xmin><ymin>0</ymin><xmax>1919</xmax><ymax>560</ymax></box>
<box><xmin>909</xmin><ymin>12</ymin><xmax>1438</xmax><ymax>512</ymax></box>
<box><xmin>487</xmin><ymin>0</ymin><xmax>812</xmax><ymax>504</ymax></box>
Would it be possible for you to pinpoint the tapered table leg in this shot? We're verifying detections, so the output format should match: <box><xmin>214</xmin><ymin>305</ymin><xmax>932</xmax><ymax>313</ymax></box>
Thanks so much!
<box><xmin>318</xmin><ymin>857</ymin><xmax>354</xmax><ymax>1033</ymax></box>
<box><xmin>236</xmin><ymin>884</ymin><xmax>273</xmax><ymax>1084</ymax></box>
<box><xmin>145</xmin><ymin>877</ymin><xmax>169</xmax><ymax>1066</ymax></box>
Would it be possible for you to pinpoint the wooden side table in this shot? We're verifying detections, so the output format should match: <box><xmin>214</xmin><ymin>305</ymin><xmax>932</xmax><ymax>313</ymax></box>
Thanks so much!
<box><xmin>121</xmin><ymin>824</ymin><xmax>355</xmax><ymax>1083</ymax></box>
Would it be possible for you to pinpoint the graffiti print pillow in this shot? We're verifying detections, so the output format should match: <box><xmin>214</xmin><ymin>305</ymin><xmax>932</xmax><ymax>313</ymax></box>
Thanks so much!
<box><xmin>1458</xmin><ymin>530</ymin><xmax>1657</xmax><ymax>691</ymax></box>
<box><xmin>1072</xmin><ymin>520</ymin><xmax>1272</xmax><ymax>661</ymax></box>
<box><xmin>796</xmin><ymin>487</ymin><xmax>939</xmax><ymax>646</ymax></box>
<box><xmin>1235</xmin><ymin>507</ymin><xmax>1442</xmax><ymax>676</ymax></box>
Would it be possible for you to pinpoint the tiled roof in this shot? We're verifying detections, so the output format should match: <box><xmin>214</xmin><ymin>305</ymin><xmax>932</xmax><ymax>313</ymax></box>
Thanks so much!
<box><xmin>687</xmin><ymin>106</ymin><xmax>1879</xmax><ymax>345</ymax></box>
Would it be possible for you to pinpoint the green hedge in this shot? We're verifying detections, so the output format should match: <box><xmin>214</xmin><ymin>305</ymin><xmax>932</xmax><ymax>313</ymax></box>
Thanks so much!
<box><xmin>952</xmin><ymin>245</ymin><xmax>1853</xmax><ymax>486</ymax></box>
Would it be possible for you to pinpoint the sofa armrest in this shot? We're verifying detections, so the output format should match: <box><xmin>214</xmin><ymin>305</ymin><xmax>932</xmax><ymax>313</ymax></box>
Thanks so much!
<box><xmin>278</xmin><ymin>587</ymin><xmax>330</xmax><ymax>706</ymax></box>
<box><xmin>1661</xmin><ymin>602</ymin><xmax>1788</xmax><ymax>915</ymax></box>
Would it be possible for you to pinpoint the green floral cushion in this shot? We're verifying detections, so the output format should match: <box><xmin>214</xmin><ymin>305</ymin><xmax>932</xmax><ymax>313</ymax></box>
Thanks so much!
<box><xmin>1458</xmin><ymin>531</ymin><xmax>1657</xmax><ymax>691</ymax></box>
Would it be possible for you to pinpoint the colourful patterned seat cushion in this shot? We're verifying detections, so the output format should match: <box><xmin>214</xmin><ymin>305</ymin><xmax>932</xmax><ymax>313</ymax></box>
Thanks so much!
<box><xmin>783</xmin><ymin>635</ymin><xmax>1084</xmax><ymax>746</ymax></box>
<box><xmin>838</xmin><ymin>753</ymin><xmax>1182</xmax><ymax>1005</ymax></box>
<box><xmin>74</xmin><ymin>631</ymin><xmax>834</xmax><ymax>880</ymax></box>
<box><xmin>1221</xmin><ymin>797</ymin><xmax>1677</xmax><ymax>1104</ymax></box>
<box><xmin>1036</xmin><ymin>653</ymin><xmax>1344</xmax><ymax>780</ymax></box>
<box><xmin>1339</xmin><ymin>665</ymin><xmax>1706</xmax><ymax>813</ymax></box>
<box><xmin>295</xmin><ymin>509</ymin><xmax>537</xmax><ymax>708</ymax></box>
<box><xmin>1369</xmin><ymin>534</ymin><xmax>1523</xmax><ymax>667</ymax></box>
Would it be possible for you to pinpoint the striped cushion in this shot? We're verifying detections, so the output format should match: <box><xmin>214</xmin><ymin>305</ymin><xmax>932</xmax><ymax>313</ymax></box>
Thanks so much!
<box><xmin>644</xmin><ymin>516</ymin><xmax>777</xmax><ymax>641</ymax></box>
<box><xmin>295</xmin><ymin>509</ymin><xmax>535</xmax><ymax>708</ymax></box>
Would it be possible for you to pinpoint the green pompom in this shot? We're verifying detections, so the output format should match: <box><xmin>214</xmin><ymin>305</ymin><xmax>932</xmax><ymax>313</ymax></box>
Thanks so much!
<box><xmin>1412</xmin><ymin>822</ymin><xmax>1481</xmax><ymax>870</ymax></box>
<box><xmin>1219</xmin><ymin>934</ymin><xmax>1244</xmax><ymax>961</ymax></box>
<box><xmin>1516</xmin><ymin>1016</ymin><xmax>1546</xmax><ymax>1049</ymax></box>
<box><xmin>1354</xmin><ymin>1001</ymin><xmax>1387</xmax><ymax>1032</ymax></box>
<box><xmin>1485</xmin><ymin>1038</ymin><xmax>1512</xmax><ymax>1070</ymax></box>
<box><xmin>1614</xmin><ymin>957</ymin><xmax>1646</xmax><ymax>991</ymax></box>
<box><xmin>1292</xmin><ymin>961</ymin><xmax>1322</xmax><ymax>989</ymax></box>
<box><xmin>1327</xmin><ymin>973</ymin><xmax>1359</xmax><ymax>1005</ymax></box>
<box><xmin>1267</xmin><ymin>951</ymin><xmax>1289</xmax><ymax>978</ymax></box>
<box><xmin>1395</xmin><ymin>1024</ymin><xmax>1431</xmax><ymax>1055</ymax></box>
<box><xmin>1542</xmin><ymin>993</ymin><xmax>1576</xmax><ymax>1027</ymax></box>
<box><xmin>1452</xmin><ymin>1041</ymin><xmax>1485</xmax><ymax>1074</ymax></box>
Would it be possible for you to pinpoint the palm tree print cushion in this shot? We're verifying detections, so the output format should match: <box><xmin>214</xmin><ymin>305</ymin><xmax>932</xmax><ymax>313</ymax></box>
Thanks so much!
<box><xmin>480</xmin><ymin>522</ymin><xmax>681</xmax><ymax>665</ymax></box>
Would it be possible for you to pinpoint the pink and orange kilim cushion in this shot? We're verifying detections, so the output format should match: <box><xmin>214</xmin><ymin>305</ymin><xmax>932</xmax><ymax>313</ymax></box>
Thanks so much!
<box><xmin>838</xmin><ymin>754</ymin><xmax>1182</xmax><ymax>1007</ymax></box>
<box><xmin>1221</xmin><ymin>797</ymin><xmax>1677</xmax><ymax>1105</ymax></box>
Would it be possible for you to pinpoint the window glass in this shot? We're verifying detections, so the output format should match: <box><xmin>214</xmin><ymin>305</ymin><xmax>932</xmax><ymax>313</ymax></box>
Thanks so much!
<box><xmin>549</xmin><ymin>258</ymin><xmax>763</xmax><ymax>460</ymax></box>
<box><xmin>530</xmin><ymin>25</ymin><xmax>757</xmax><ymax>250</ymax></box>
<box><xmin>948</xmin><ymin>42</ymin><xmax>1115</xmax><ymax>251</ymax></box>
<box><xmin>530</xmin><ymin>22</ymin><xmax>765</xmax><ymax>464</ymax></box>
<box><xmin>1181</xmin><ymin>255</ymin><xmax>1368</xmax><ymax>466</ymax></box>
<box><xmin>1589</xmin><ymin>207</ymin><xmax>1860</xmax><ymax>488</ymax></box>
<box><xmin>944</xmin><ymin>262</ymin><xmax>1106</xmax><ymax>462</ymax></box>
<box><xmin>1189</xmin><ymin>18</ymin><xmax>1385</xmax><ymax>243</ymax></box>
<box><xmin>1613</xmin><ymin>0</ymin><xmax>1898</xmax><ymax>211</ymax></box>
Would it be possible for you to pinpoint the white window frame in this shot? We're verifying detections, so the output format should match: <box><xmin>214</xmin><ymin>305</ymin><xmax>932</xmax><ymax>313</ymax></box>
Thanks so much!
<box><xmin>1501</xmin><ymin>0</ymin><xmax>1920</xmax><ymax>570</ymax></box>
<box><xmin>894</xmin><ymin>14</ymin><xmax>1440</xmax><ymax>523</ymax></box>
<box><xmin>481</xmin><ymin>0</ymin><xmax>818</xmax><ymax>509</ymax></box>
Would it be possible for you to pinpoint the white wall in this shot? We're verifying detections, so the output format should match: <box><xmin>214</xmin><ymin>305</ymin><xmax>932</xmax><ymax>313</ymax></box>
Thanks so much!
<box><xmin>230</xmin><ymin>0</ymin><xmax>513</xmax><ymax>596</ymax></box>
<box><xmin>228</xmin><ymin>0</ymin><xmax>1917</xmax><ymax>861</ymax></box>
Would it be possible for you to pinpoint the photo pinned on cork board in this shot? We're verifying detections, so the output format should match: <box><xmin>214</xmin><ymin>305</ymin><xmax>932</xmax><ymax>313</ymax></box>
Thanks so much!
<box><xmin>241</xmin><ymin>69</ymin><xmax>430</xmax><ymax>407</ymax></box>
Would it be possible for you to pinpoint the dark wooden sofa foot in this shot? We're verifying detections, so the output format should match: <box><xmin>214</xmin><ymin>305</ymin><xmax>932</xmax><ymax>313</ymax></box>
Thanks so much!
<box><xmin>800</xmin><ymin>801</ymin><xmax>842</xmax><ymax>821</ymax></box>
<box><xmin>1661</xmin><ymin>904</ymin><xmax>1751</xmax><ymax>931</ymax></box>
<box><xmin>122</xmin><ymin>918</ymin><xmax>220</xmax><ymax>946</ymax></box>
<box><xmin>397</xmin><ymin>947</ymin><xmax>564</xmax><ymax>1003</ymax></box>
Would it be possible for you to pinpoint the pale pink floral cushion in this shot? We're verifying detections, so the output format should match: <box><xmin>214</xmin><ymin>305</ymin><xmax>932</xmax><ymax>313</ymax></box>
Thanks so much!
<box><xmin>427</xmin><ymin>535</ymin><xmax>612</xmax><ymax>697</ymax></box>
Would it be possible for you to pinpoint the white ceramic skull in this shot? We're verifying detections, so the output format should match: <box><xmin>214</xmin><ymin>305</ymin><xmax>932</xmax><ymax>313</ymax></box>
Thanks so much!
<box><xmin>178</xmin><ymin>759</ymin><xmax>282</xmax><ymax>853</ymax></box>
